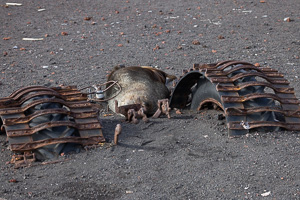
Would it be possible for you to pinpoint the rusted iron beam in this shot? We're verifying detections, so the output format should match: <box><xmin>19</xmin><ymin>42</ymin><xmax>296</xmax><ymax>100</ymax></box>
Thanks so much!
<box><xmin>3</xmin><ymin>108</ymin><xmax>99</xmax><ymax>125</ymax></box>
<box><xmin>10</xmin><ymin>136</ymin><xmax>105</xmax><ymax>151</ymax></box>
<box><xmin>216</xmin><ymin>82</ymin><xmax>295</xmax><ymax>94</ymax></box>
<box><xmin>221</xmin><ymin>93</ymin><xmax>299</xmax><ymax>104</ymax></box>
<box><xmin>0</xmin><ymin>98</ymin><xmax>94</xmax><ymax>115</ymax></box>
<box><xmin>209</xmin><ymin>72</ymin><xmax>289</xmax><ymax>84</ymax></box>
<box><xmin>6</xmin><ymin>121</ymin><xmax>102</xmax><ymax>137</ymax></box>
<box><xmin>215</xmin><ymin>60</ymin><xmax>252</xmax><ymax>69</ymax></box>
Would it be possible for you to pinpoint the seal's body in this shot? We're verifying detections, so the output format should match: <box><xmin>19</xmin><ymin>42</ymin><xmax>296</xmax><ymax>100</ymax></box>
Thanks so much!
<box><xmin>105</xmin><ymin>66</ymin><xmax>176</xmax><ymax>115</ymax></box>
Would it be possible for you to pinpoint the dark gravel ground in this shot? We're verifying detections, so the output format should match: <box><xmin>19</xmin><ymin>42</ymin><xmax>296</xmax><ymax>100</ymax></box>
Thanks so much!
<box><xmin>0</xmin><ymin>0</ymin><xmax>299</xmax><ymax>199</ymax></box>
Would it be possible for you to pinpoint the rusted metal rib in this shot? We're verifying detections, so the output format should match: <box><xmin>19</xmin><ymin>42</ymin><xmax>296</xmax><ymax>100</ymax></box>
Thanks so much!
<box><xmin>222</xmin><ymin>93</ymin><xmax>299</xmax><ymax>104</ymax></box>
<box><xmin>0</xmin><ymin>85</ymin><xmax>105</xmax><ymax>158</ymax></box>
<box><xmin>0</xmin><ymin>98</ymin><xmax>93</xmax><ymax>115</ymax></box>
<box><xmin>10</xmin><ymin>136</ymin><xmax>104</xmax><ymax>151</ymax></box>
<box><xmin>9</xmin><ymin>86</ymin><xmax>57</xmax><ymax>98</ymax></box>
<box><xmin>209</xmin><ymin>72</ymin><xmax>289</xmax><ymax>84</ymax></box>
<box><xmin>216</xmin><ymin>82</ymin><xmax>295</xmax><ymax>94</ymax></box>
<box><xmin>206</xmin><ymin>65</ymin><xmax>263</xmax><ymax>75</ymax></box>
<box><xmin>215</xmin><ymin>60</ymin><xmax>252</xmax><ymax>69</ymax></box>
<box><xmin>3</xmin><ymin>108</ymin><xmax>98</xmax><ymax>125</ymax></box>
<box><xmin>171</xmin><ymin>60</ymin><xmax>300</xmax><ymax>136</ymax></box>
<box><xmin>198</xmin><ymin>98</ymin><xmax>224</xmax><ymax>111</ymax></box>
<box><xmin>18</xmin><ymin>91</ymin><xmax>66</xmax><ymax>106</ymax></box>
<box><xmin>11</xmin><ymin>87</ymin><xmax>59</xmax><ymax>100</ymax></box>
<box><xmin>205</xmin><ymin>65</ymin><xmax>284</xmax><ymax>78</ymax></box>
<box><xmin>6</xmin><ymin>121</ymin><xmax>102</xmax><ymax>137</ymax></box>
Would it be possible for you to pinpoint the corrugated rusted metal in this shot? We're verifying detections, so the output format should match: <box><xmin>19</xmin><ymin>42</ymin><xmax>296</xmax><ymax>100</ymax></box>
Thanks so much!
<box><xmin>170</xmin><ymin>60</ymin><xmax>300</xmax><ymax>136</ymax></box>
<box><xmin>0</xmin><ymin>86</ymin><xmax>105</xmax><ymax>166</ymax></box>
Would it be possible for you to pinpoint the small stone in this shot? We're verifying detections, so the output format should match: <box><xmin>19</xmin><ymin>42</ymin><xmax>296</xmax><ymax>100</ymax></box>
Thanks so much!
<box><xmin>84</xmin><ymin>17</ymin><xmax>92</xmax><ymax>21</ymax></box>
<box><xmin>192</xmin><ymin>40</ymin><xmax>200</xmax><ymax>45</ymax></box>
<box><xmin>153</xmin><ymin>45</ymin><xmax>160</xmax><ymax>51</ymax></box>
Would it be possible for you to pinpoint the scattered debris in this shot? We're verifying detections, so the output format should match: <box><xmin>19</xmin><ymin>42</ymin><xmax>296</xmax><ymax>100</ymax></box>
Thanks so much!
<box><xmin>261</xmin><ymin>191</ymin><xmax>271</xmax><ymax>197</ymax></box>
<box><xmin>10</xmin><ymin>152</ymin><xmax>36</xmax><ymax>168</ymax></box>
<box><xmin>22</xmin><ymin>38</ymin><xmax>44</xmax><ymax>41</ymax></box>
<box><xmin>175</xmin><ymin>109</ymin><xmax>182</xmax><ymax>115</ymax></box>
<box><xmin>9</xmin><ymin>179</ymin><xmax>18</xmax><ymax>183</ymax></box>
<box><xmin>192</xmin><ymin>40</ymin><xmax>200</xmax><ymax>45</ymax></box>
<box><xmin>153</xmin><ymin>45</ymin><xmax>160</xmax><ymax>51</ymax></box>
<box><xmin>84</xmin><ymin>17</ymin><xmax>92</xmax><ymax>21</ymax></box>
<box><xmin>218</xmin><ymin>35</ymin><xmax>225</xmax><ymax>39</ymax></box>
<box><xmin>240</xmin><ymin>121</ymin><xmax>250</xmax><ymax>130</ymax></box>
<box><xmin>3</xmin><ymin>37</ymin><xmax>11</xmax><ymax>40</ymax></box>
<box><xmin>152</xmin><ymin>99</ymin><xmax>171</xmax><ymax>119</ymax></box>
<box><xmin>284</xmin><ymin>17</ymin><xmax>291</xmax><ymax>22</ymax></box>
<box><xmin>61</xmin><ymin>32</ymin><xmax>68</xmax><ymax>36</ymax></box>
<box><xmin>115</xmin><ymin>100</ymin><xmax>142</xmax><ymax>119</ymax></box>
<box><xmin>37</xmin><ymin>9</ymin><xmax>46</xmax><ymax>12</ymax></box>
<box><xmin>6</xmin><ymin>3</ymin><xmax>22</xmax><ymax>6</ymax></box>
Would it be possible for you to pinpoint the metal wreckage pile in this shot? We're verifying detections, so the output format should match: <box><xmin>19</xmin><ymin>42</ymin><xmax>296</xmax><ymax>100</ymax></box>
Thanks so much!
<box><xmin>0</xmin><ymin>60</ymin><xmax>299</xmax><ymax>167</ymax></box>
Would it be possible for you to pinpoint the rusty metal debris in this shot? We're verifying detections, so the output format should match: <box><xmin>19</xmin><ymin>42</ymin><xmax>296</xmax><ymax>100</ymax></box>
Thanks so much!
<box><xmin>0</xmin><ymin>85</ymin><xmax>105</xmax><ymax>164</ymax></box>
<box><xmin>152</xmin><ymin>99</ymin><xmax>171</xmax><ymax>119</ymax></box>
<box><xmin>114</xmin><ymin>124</ymin><xmax>122</xmax><ymax>145</ymax></box>
<box><xmin>114</xmin><ymin>100</ymin><xmax>149</xmax><ymax>123</ymax></box>
<box><xmin>128</xmin><ymin>108</ymin><xmax>149</xmax><ymax>124</ymax></box>
<box><xmin>170</xmin><ymin>60</ymin><xmax>300</xmax><ymax>136</ymax></box>
<box><xmin>10</xmin><ymin>152</ymin><xmax>36</xmax><ymax>168</ymax></box>
<box><xmin>114</xmin><ymin>100</ymin><xmax>142</xmax><ymax>117</ymax></box>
